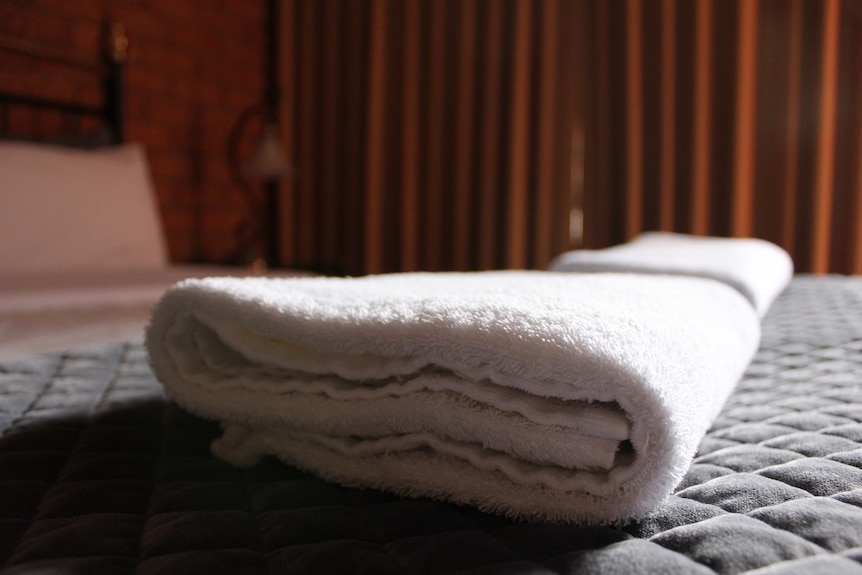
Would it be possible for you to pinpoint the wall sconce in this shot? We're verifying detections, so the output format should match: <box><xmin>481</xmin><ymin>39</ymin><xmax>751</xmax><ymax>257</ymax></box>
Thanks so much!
<box><xmin>245</xmin><ymin>122</ymin><xmax>293</xmax><ymax>179</ymax></box>
<box><xmin>228</xmin><ymin>106</ymin><xmax>293</xmax><ymax>273</ymax></box>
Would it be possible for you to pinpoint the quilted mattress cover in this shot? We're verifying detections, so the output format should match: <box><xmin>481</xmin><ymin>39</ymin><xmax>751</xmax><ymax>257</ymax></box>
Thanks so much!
<box><xmin>1</xmin><ymin>275</ymin><xmax>862</xmax><ymax>574</ymax></box>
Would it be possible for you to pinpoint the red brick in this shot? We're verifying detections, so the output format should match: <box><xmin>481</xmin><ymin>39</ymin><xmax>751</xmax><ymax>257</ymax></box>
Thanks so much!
<box><xmin>0</xmin><ymin>0</ymin><xmax>265</xmax><ymax>264</ymax></box>
<box><xmin>30</xmin><ymin>0</ymin><xmax>102</xmax><ymax>21</ymax></box>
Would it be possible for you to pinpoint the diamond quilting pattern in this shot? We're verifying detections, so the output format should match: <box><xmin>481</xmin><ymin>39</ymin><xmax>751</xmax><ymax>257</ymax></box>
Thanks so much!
<box><xmin>1</xmin><ymin>275</ymin><xmax>862</xmax><ymax>574</ymax></box>
<box><xmin>748</xmin><ymin>498</ymin><xmax>862</xmax><ymax>553</ymax></box>
<box><xmin>652</xmin><ymin>277</ymin><xmax>862</xmax><ymax>572</ymax></box>
<box><xmin>649</xmin><ymin>514</ymin><xmax>827</xmax><ymax>574</ymax></box>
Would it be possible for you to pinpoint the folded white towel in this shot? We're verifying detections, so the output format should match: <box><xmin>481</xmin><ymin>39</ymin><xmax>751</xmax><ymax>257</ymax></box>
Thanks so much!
<box><xmin>146</xmin><ymin>271</ymin><xmax>760</xmax><ymax>524</ymax></box>
<box><xmin>548</xmin><ymin>232</ymin><xmax>793</xmax><ymax>317</ymax></box>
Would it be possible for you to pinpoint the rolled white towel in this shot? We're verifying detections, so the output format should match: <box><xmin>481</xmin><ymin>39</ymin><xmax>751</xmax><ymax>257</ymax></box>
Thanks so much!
<box><xmin>548</xmin><ymin>232</ymin><xmax>793</xmax><ymax>317</ymax></box>
<box><xmin>146</xmin><ymin>271</ymin><xmax>760</xmax><ymax>525</ymax></box>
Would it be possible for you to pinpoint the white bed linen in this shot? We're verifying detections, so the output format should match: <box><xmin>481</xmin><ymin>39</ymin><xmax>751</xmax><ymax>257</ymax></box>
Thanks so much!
<box><xmin>0</xmin><ymin>142</ymin><xmax>167</xmax><ymax>273</ymax></box>
<box><xmin>0</xmin><ymin>140</ymin><xmax>314</xmax><ymax>360</ymax></box>
<box><xmin>0</xmin><ymin>266</ymin><xmax>308</xmax><ymax>360</ymax></box>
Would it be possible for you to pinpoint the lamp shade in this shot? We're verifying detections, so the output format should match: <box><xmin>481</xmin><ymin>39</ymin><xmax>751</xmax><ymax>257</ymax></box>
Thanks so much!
<box><xmin>244</xmin><ymin>123</ymin><xmax>293</xmax><ymax>179</ymax></box>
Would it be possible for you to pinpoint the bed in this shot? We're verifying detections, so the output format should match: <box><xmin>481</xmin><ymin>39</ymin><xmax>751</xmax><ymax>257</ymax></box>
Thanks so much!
<box><xmin>2</xmin><ymin>22</ymin><xmax>862</xmax><ymax>575</ymax></box>
<box><xmin>0</xmin><ymin>23</ymin><xmax>300</xmax><ymax>362</ymax></box>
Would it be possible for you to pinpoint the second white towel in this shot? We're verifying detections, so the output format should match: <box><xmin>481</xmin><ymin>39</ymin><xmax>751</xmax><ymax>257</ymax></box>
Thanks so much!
<box><xmin>549</xmin><ymin>232</ymin><xmax>793</xmax><ymax>317</ymax></box>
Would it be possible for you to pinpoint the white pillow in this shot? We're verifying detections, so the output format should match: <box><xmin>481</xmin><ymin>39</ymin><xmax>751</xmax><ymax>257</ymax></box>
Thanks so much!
<box><xmin>0</xmin><ymin>141</ymin><xmax>168</xmax><ymax>273</ymax></box>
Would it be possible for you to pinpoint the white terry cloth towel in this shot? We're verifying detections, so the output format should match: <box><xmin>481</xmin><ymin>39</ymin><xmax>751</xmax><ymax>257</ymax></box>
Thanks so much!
<box><xmin>548</xmin><ymin>232</ymin><xmax>793</xmax><ymax>317</ymax></box>
<box><xmin>145</xmin><ymin>271</ymin><xmax>761</xmax><ymax>525</ymax></box>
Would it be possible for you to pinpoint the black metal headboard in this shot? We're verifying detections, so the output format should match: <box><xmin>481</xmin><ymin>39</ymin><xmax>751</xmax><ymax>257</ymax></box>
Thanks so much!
<box><xmin>0</xmin><ymin>21</ymin><xmax>127</xmax><ymax>145</ymax></box>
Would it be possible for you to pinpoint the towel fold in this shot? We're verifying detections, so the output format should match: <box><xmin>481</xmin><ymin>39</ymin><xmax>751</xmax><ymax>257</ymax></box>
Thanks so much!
<box><xmin>146</xmin><ymin>270</ymin><xmax>760</xmax><ymax>524</ymax></box>
<box><xmin>548</xmin><ymin>232</ymin><xmax>793</xmax><ymax>317</ymax></box>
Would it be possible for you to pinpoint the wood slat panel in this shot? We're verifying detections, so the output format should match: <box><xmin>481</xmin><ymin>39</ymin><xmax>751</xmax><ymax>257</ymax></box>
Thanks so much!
<box><xmin>637</xmin><ymin>0</ymin><xmax>664</xmax><ymax>233</ymax></box>
<box><xmin>279</xmin><ymin>0</ymin><xmax>579</xmax><ymax>275</ymax></box>
<box><xmin>534</xmin><ymin>0</ymin><xmax>560</xmax><ymax>265</ymax></box>
<box><xmin>505</xmin><ymin>0</ymin><xmax>532</xmax><ymax>269</ymax></box>
<box><xmin>691</xmin><ymin>0</ymin><xmax>712</xmax><ymax>236</ymax></box>
<box><xmin>583</xmin><ymin>0</ymin><xmax>613</xmax><ymax>249</ymax></box>
<box><xmin>582</xmin><ymin>0</ymin><xmax>862</xmax><ymax>274</ymax></box>
<box><xmin>659</xmin><ymin>0</ymin><xmax>676</xmax><ymax>231</ymax></box>
<box><xmin>845</xmin><ymin>4</ymin><xmax>862</xmax><ymax>273</ymax></box>
<box><xmin>476</xmin><ymin>0</ymin><xmax>506</xmax><ymax>270</ymax></box>
<box><xmin>277</xmin><ymin>0</ymin><xmax>297</xmax><ymax>263</ymax></box>
<box><xmin>363</xmin><ymin>0</ymin><xmax>387</xmax><ymax>275</ymax></box>
<box><xmin>811</xmin><ymin>0</ymin><xmax>840</xmax><ymax>273</ymax></box>
<box><xmin>319</xmin><ymin>0</ymin><xmax>343</xmax><ymax>269</ymax></box>
<box><xmin>453</xmin><ymin>0</ymin><xmax>477</xmax><ymax>271</ymax></box>
<box><xmin>399</xmin><ymin>0</ymin><xmax>421</xmax><ymax>272</ymax></box>
<box><xmin>671</xmin><ymin>0</ymin><xmax>697</xmax><ymax>234</ymax></box>
<box><xmin>294</xmin><ymin>0</ymin><xmax>320</xmax><ymax>269</ymax></box>
<box><xmin>753</xmin><ymin>0</ymin><xmax>800</xmax><ymax>251</ymax></box>
<box><xmin>781</xmin><ymin>0</ymin><xmax>803</xmax><ymax>254</ymax></box>
<box><xmin>732</xmin><ymin>0</ymin><xmax>758</xmax><ymax>237</ymax></box>
<box><xmin>624</xmin><ymin>0</ymin><xmax>644</xmax><ymax>238</ymax></box>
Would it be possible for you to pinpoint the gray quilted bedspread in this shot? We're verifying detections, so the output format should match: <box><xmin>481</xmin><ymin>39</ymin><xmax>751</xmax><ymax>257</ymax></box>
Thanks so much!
<box><xmin>2</xmin><ymin>275</ymin><xmax>862</xmax><ymax>574</ymax></box>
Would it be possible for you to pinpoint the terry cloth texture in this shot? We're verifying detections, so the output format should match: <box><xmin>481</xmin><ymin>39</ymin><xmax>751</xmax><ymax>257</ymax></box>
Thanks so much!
<box><xmin>2</xmin><ymin>276</ymin><xmax>862</xmax><ymax>574</ymax></box>
<box><xmin>146</xmin><ymin>271</ymin><xmax>761</xmax><ymax>524</ymax></box>
<box><xmin>548</xmin><ymin>232</ymin><xmax>793</xmax><ymax>318</ymax></box>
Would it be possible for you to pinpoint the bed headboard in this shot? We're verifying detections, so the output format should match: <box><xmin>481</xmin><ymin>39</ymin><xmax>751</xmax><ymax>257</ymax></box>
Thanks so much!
<box><xmin>0</xmin><ymin>21</ymin><xmax>127</xmax><ymax>145</ymax></box>
<box><xmin>0</xmin><ymin>22</ymin><xmax>171</xmax><ymax>274</ymax></box>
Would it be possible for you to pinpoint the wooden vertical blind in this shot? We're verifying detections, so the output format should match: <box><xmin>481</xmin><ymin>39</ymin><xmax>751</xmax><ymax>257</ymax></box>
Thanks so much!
<box><xmin>278</xmin><ymin>0</ymin><xmax>581</xmax><ymax>276</ymax></box>
<box><xmin>583</xmin><ymin>0</ymin><xmax>862</xmax><ymax>274</ymax></box>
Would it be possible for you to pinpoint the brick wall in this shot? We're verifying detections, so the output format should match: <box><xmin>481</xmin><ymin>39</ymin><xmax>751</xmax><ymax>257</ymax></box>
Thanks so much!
<box><xmin>0</xmin><ymin>0</ymin><xmax>267</xmax><ymax>263</ymax></box>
